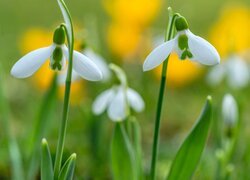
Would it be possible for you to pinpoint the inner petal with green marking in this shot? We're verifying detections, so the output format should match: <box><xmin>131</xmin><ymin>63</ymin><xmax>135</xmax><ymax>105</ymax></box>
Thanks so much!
<box><xmin>50</xmin><ymin>46</ymin><xmax>65</xmax><ymax>71</ymax></box>
<box><xmin>178</xmin><ymin>34</ymin><xmax>193</xmax><ymax>60</ymax></box>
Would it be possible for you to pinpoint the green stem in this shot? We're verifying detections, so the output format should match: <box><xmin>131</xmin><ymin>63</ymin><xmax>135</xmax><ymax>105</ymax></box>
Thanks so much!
<box><xmin>150</xmin><ymin>11</ymin><xmax>179</xmax><ymax>180</ymax></box>
<box><xmin>53</xmin><ymin>1</ymin><xmax>75</xmax><ymax>177</ymax></box>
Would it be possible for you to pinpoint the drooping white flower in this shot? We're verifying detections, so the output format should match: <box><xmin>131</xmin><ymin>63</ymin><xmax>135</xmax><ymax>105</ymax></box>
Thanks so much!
<box><xmin>11</xmin><ymin>26</ymin><xmax>103</xmax><ymax>81</ymax></box>
<box><xmin>207</xmin><ymin>55</ymin><xmax>249</xmax><ymax>89</ymax></box>
<box><xmin>222</xmin><ymin>94</ymin><xmax>238</xmax><ymax>127</ymax></box>
<box><xmin>143</xmin><ymin>16</ymin><xmax>220</xmax><ymax>71</ymax></box>
<box><xmin>92</xmin><ymin>64</ymin><xmax>144</xmax><ymax>121</ymax></box>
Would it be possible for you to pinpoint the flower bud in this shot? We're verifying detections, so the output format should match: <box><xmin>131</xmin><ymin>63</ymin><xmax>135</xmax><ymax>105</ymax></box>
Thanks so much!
<box><xmin>222</xmin><ymin>94</ymin><xmax>238</xmax><ymax>127</ymax></box>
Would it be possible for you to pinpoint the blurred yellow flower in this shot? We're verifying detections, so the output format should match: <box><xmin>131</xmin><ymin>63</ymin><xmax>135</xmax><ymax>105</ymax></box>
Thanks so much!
<box><xmin>107</xmin><ymin>24</ymin><xmax>142</xmax><ymax>58</ymax></box>
<box><xmin>104</xmin><ymin>0</ymin><xmax>161</xmax><ymax>27</ymax></box>
<box><xmin>19</xmin><ymin>27</ymin><xmax>85</xmax><ymax>104</ymax></box>
<box><xmin>209</xmin><ymin>5</ymin><xmax>250</xmax><ymax>58</ymax></box>
<box><xmin>154</xmin><ymin>53</ymin><xmax>203</xmax><ymax>88</ymax></box>
<box><xmin>104</xmin><ymin>0</ymin><xmax>161</xmax><ymax>58</ymax></box>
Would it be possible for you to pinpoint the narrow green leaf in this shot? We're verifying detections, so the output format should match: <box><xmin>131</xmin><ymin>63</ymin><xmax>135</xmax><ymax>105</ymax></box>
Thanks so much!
<box><xmin>58</xmin><ymin>153</ymin><xmax>77</xmax><ymax>180</ymax></box>
<box><xmin>0</xmin><ymin>66</ymin><xmax>24</xmax><ymax>180</ymax></box>
<box><xmin>167</xmin><ymin>96</ymin><xmax>213</xmax><ymax>180</ymax></box>
<box><xmin>41</xmin><ymin>139</ymin><xmax>54</xmax><ymax>180</ymax></box>
<box><xmin>111</xmin><ymin>123</ymin><xmax>136</xmax><ymax>180</ymax></box>
<box><xmin>27</xmin><ymin>74</ymin><xmax>57</xmax><ymax>180</ymax></box>
<box><xmin>131</xmin><ymin>119</ymin><xmax>143</xmax><ymax>180</ymax></box>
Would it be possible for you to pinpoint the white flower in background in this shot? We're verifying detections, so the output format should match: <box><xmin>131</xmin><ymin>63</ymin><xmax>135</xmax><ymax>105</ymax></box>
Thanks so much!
<box><xmin>83</xmin><ymin>49</ymin><xmax>111</xmax><ymax>81</ymax></box>
<box><xmin>207</xmin><ymin>55</ymin><xmax>249</xmax><ymax>89</ymax></box>
<box><xmin>222</xmin><ymin>94</ymin><xmax>238</xmax><ymax>127</ymax></box>
<box><xmin>143</xmin><ymin>16</ymin><xmax>220</xmax><ymax>71</ymax></box>
<box><xmin>92</xmin><ymin>64</ymin><xmax>145</xmax><ymax>121</ymax></box>
<box><xmin>11</xmin><ymin>26</ymin><xmax>103</xmax><ymax>81</ymax></box>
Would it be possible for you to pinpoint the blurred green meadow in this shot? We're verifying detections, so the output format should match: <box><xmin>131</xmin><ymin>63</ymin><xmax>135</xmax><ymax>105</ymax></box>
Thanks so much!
<box><xmin>0</xmin><ymin>0</ymin><xmax>250</xmax><ymax>179</ymax></box>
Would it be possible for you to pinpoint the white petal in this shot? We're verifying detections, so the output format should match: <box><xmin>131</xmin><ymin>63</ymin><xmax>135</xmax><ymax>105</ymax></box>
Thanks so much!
<box><xmin>57</xmin><ymin>0</ymin><xmax>72</xmax><ymax>44</ymax></box>
<box><xmin>126</xmin><ymin>88</ymin><xmax>145</xmax><ymax>112</ymax></box>
<box><xmin>92</xmin><ymin>89</ymin><xmax>115</xmax><ymax>115</ymax></box>
<box><xmin>63</xmin><ymin>48</ymin><xmax>103</xmax><ymax>81</ymax></box>
<box><xmin>107</xmin><ymin>87</ymin><xmax>127</xmax><ymax>121</ymax></box>
<box><xmin>187</xmin><ymin>30</ymin><xmax>220</xmax><ymax>65</ymax></box>
<box><xmin>226</xmin><ymin>56</ymin><xmax>249</xmax><ymax>89</ymax></box>
<box><xmin>222</xmin><ymin>94</ymin><xmax>238</xmax><ymax>126</ymax></box>
<box><xmin>84</xmin><ymin>49</ymin><xmax>111</xmax><ymax>81</ymax></box>
<box><xmin>143</xmin><ymin>39</ymin><xmax>176</xmax><ymax>71</ymax></box>
<box><xmin>206</xmin><ymin>64</ymin><xmax>226</xmax><ymax>87</ymax></box>
<box><xmin>11</xmin><ymin>46</ymin><xmax>54</xmax><ymax>78</ymax></box>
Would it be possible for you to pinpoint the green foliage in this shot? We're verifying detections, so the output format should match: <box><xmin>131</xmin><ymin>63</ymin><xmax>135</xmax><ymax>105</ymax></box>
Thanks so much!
<box><xmin>111</xmin><ymin>123</ymin><xmax>136</xmax><ymax>180</ymax></box>
<box><xmin>58</xmin><ymin>153</ymin><xmax>77</xmax><ymax>180</ymax></box>
<box><xmin>167</xmin><ymin>96</ymin><xmax>212</xmax><ymax>180</ymax></box>
<box><xmin>41</xmin><ymin>139</ymin><xmax>54</xmax><ymax>180</ymax></box>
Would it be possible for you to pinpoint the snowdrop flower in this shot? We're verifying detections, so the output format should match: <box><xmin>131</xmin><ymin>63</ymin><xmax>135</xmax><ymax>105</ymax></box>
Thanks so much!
<box><xmin>207</xmin><ymin>55</ymin><xmax>249</xmax><ymax>89</ymax></box>
<box><xmin>143</xmin><ymin>16</ymin><xmax>220</xmax><ymax>71</ymax></box>
<box><xmin>11</xmin><ymin>26</ymin><xmax>103</xmax><ymax>81</ymax></box>
<box><xmin>222</xmin><ymin>94</ymin><xmax>238</xmax><ymax>127</ymax></box>
<box><xmin>92</xmin><ymin>64</ymin><xmax>144</xmax><ymax>121</ymax></box>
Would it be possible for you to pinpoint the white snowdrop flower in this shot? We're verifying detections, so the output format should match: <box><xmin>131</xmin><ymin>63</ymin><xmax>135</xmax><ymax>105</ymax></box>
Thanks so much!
<box><xmin>222</xmin><ymin>94</ymin><xmax>238</xmax><ymax>127</ymax></box>
<box><xmin>207</xmin><ymin>55</ymin><xmax>249</xmax><ymax>89</ymax></box>
<box><xmin>92</xmin><ymin>64</ymin><xmax>144</xmax><ymax>121</ymax></box>
<box><xmin>83</xmin><ymin>48</ymin><xmax>111</xmax><ymax>82</ymax></box>
<box><xmin>11</xmin><ymin>26</ymin><xmax>103</xmax><ymax>81</ymax></box>
<box><xmin>143</xmin><ymin>16</ymin><xmax>220</xmax><ymax>71</ymax></box>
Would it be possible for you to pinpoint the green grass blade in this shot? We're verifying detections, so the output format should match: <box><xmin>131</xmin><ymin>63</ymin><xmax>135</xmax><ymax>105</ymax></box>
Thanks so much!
<box><xmin>0</xmin><ymin>67</ymin><xmax>24</xmax><ymax>180</ymax></box>
<box><xmin>41</xmin><ymin>139</ymin><xmax>54</xmax><ymax>180</ymax></box>
<box><xmin>111</xmin><ymin>123</ymin><xmax>136</xmax><ymax>180</ymax></box>
<box><xmin>58</xmin><ymin>153</ymin><xmax>77</xmax><ymax>180</ymax></box>
<box><xmin>27</xmin><ymin>75</ymin><xmax>57</xmax><ymax>180</ymax></box>
<box><xmin>131</xmin><ymin>118</ymin><xmax>143</xmax><ymax>180</ymax></box>
<box><xmin>167</xmin><ymin>96</ymin><xmax>213</xmax><ymax>180</ymax></box>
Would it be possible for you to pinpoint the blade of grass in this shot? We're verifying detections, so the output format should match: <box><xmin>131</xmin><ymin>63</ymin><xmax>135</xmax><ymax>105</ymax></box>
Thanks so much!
<box><xmin>167</xmin><ymin>96</ymin><xmax>213</xmax><ymax>180</ymax></box>
<box><xmin>58</xmin><ymin>153</ymin><xmax>76</xmax><ymax>180</ymax></box>
<box><xmin>111</xmin><ymin>123</ymin><xmax>136</xmax><ymax>180</ymax></box>
<box><xmin>27</xmin><ymin>75</ymin><xmax>57</xmax><ymax>180</ymax></box>
<box><xmin>41</xmin><ymin>139</ymin><xmax>54</xmax><ymax>180</ymax></box>
<box><xmin>0</xmin><ymin>66</ymin><xmax>24</xmax><ymax>180</ymax></box>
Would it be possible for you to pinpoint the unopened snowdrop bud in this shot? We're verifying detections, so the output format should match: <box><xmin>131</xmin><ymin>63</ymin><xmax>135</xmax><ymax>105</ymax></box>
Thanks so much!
<box><xmin>53</xmin><ymin>26</ymin><xmax>65</xmax><ymax>45</ymax></box>
<box><xmin>175</xmin><ymin>16</ymin><xmax>189</xmax><ymax>31</ymax></box>
<box><xmin>222</xmin><ymin>94</ymin><xmax>238</xmax><ymax>137</ymax></box>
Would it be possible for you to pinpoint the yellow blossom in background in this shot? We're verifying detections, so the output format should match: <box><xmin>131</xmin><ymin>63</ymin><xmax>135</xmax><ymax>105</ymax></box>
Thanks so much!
<box><xmin>209</xmin><ymin>5</ymin><xmax>250</xmax><ymax>58</ymax></box>
<box><xmin>104</xmin><ymin>0</ymin><xmax>161</xmax><ymax>58</ymax></box>
<box><xmin>154</xmin><ymin>53</ymin><xmax>203</xmax><ymax>88</ymax></box>
<box><xmin>19</xmin><ymin>27</ymin><xmax>85</xmax><ymax>104</ymax></box>
<box><xmin>104</xmin><ymin>0</ymin><xmax>161</xmax><ymax>27</ymax></box>
<box><xmin>107</xmin><ymin>24</ymin><xmax>142</xmax><ymax>58</ymax></box>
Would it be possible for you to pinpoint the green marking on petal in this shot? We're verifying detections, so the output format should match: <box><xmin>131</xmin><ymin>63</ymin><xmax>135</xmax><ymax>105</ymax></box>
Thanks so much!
<box><xmin>178</xmin><ymin>34</ymin><xmax>189</xmax><ymax>50</ymax></box>
<box><xmin>50</xmin><ymin>47</ymin><xmax>64</xmax><ymax>71</ymax></box>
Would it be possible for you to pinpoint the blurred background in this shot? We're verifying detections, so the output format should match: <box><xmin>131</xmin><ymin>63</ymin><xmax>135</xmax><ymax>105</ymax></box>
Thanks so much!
<box><xmin>0</xmin><ymin>0</ymin><xmax>249</xmax><ymax>179</ymax></box>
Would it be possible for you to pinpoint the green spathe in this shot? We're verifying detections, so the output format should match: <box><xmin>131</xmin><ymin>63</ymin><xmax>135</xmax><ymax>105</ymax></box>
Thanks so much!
<box><xmin>175</xmin><ymin>16</ymin><xmax>189</xmax><ymax>31</ymax></box>
<box><xmin>53</xmin><ymin>26</ymin><xmax>66</xmax><ymax>45</ymax></box>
